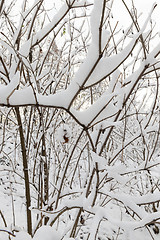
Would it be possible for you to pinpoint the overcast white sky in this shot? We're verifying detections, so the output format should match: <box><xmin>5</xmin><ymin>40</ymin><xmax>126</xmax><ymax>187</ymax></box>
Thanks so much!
<box><xmin>18</xmin><ymin>0</ymin><xmax>160</xmax><ymax>31</ymax></box>
<box><xmin>113</xmin><ymin>0</ymin><xmax>160</xmax><ymax>28</ymax></box>
<box><xmin>51</xmin><ymin>0</ymin><xmax>160</xmax><ymax>33</ymax></box>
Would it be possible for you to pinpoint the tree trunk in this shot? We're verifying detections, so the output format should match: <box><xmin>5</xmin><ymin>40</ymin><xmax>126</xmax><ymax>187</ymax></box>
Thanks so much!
<box><xmin>15</xmin><ymin>107</ymin><xmax>32</xmax><ymax>236</ymax></box>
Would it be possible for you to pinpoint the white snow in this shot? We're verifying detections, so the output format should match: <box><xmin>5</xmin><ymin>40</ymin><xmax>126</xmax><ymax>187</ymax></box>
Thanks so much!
<box><xmin>15</xmin><ymin>231</ymin><xmax>32</xmax><ymax>240</ymax></box>
<box><xmin>14</xmin><ymin>227</ymin><xmax>61</xmax><ymax>240</ymax></box>
<box><xmin>0</xmin><ymin>72</ymin><xmax>20</xmax><ymax>104</ymax></box>
<box><xmin>10</xmin><ymin>86</ymin><xmax>36</xmax><ymax>105</ymax></box>
<box><xmin>33</xmin><ymin>226</ymin><xmax>61</xmax><ymax>240</ymax></box>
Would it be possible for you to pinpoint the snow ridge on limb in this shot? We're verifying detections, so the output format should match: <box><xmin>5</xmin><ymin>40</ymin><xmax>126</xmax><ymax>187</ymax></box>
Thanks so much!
<box><xmin>0</xmin><ymin>0</ymin><xmax>158</xmax><ymax>141</ymax></box>
<box><xmin>1</xmin><ymin>1</ymin><xmax>160</xmax><ymax>240</ymax></box>
<box><xmin>0</xmin><ymin>1</ymin><xmax>157</xmax><ymax>111</ymax></box>
<box><xmin>19</xmin><ymin>0</ymin><xmax>93</xmax><ymax>55</ymax></box>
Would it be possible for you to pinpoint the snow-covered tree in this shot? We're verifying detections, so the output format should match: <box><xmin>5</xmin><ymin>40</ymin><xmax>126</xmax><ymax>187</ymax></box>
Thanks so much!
<box><xmin>0</xmin><ymin>0</ymin><xmax>160</xmax><ymax>239</ymax></box>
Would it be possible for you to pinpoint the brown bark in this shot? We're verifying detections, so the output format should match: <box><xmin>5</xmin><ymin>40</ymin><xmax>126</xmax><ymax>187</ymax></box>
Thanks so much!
<box><xmin>15</xmin><ymin>107</ymin><xmax>32</xmax><ymax>236</ymax></box>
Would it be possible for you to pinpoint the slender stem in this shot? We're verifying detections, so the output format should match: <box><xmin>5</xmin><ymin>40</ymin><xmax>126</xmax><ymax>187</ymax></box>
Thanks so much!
<box><xmin>15</xmin><ymin>107</ymin><xmax>32</xmax><ymax>236</ymax></box>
